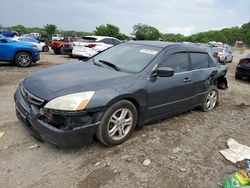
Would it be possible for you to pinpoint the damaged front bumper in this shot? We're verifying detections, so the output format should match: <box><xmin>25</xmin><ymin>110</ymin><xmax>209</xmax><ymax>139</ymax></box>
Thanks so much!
<box><xmin>14</xmin><ymin>85</ymin><xmax>104</xmax><ymax>148</ymax></box>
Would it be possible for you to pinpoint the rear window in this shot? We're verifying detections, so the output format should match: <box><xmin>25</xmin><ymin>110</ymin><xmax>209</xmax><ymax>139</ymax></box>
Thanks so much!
<box><xmin>212</xmin><ymin>47</ymin><xmax>223</xmax><ymax>53</ymax></box>
<box><xmin>81</xmin><ymin>37</ymin><xmax>97</xmax><ymax>42</ymax></box>
<box><xmin>190</xmin><ymin>53</ymin><xmax>209</xmax><ymax>70</ymax></box>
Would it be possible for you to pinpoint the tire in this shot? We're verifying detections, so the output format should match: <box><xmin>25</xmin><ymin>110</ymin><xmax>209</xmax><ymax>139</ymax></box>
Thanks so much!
<box><xmin>95</xmin><ymin>100</ymin><xmax>137</xmax><ymax>146</ymax></box>
<box><xmin>42</xmin><ymin>45</ymin><xmax>49</xmax><ymax>52</ymax></box>
<box><xmin>59</xmin><ymin>47</ymin><xmax>64</xmax><ymax>55</ymax></box>
<box><xmin>201</xmin><ymin>86</ymin><xmax>219</xmax><ymax>112</ymax></box>
<box><xmin>235</xmin><ymin>74</ymin><xmax>242</xmax><ymax>80</ymax></box>
<box><xmin>15</xmin><ymin>52</ymin><xmax>32</xmax><ymax>67</ymax></box>
<box><xmin>53</xmin><ymin>49</ymin><xmax>60</xmax><ymax>54</ymax></box>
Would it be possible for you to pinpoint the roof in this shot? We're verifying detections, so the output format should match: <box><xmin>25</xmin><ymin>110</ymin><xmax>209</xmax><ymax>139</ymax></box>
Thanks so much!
<box><xmin>126</xmin><ymin>40</ymin><xmax>207</xmax><ymax>52</ymax></box>
<box><xmin>84</xmin><ymin>36</ymin><xmax>118</xmax><ymax>40</ymax></box>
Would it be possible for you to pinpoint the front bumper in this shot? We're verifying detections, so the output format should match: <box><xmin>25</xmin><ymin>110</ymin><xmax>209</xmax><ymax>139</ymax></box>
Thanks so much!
<box><xmin>14</xmin><ymin>85</ymin><xmax>103</xmax><ymax>148</ymax></box>
<box><xmin>236</xmin><ymin>65</ymin><xmax>250</xmax><ymax>77</ymax></box>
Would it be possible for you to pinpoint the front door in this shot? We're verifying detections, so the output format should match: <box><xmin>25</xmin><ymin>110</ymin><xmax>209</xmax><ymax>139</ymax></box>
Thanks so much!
<box><xmin>147</xmin><ymin>52</ymin><xmax>194</xmax><ymax>120</ymax></box>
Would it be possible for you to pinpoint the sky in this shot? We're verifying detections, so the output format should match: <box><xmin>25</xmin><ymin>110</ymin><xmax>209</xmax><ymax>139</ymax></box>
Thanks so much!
<box><xmin>0</xmin><ymin>0</ymin><xmax>250</xmax><ymax>36</ymax></box>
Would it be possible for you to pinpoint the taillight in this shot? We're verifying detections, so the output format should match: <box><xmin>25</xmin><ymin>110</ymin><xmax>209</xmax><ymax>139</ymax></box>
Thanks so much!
<box><xmin>85</xmin><ymin>44</ymin><xmax>96</xmax><ymax>48</ymax></box>
<box><xmin>239</xmin><ymin>59</ymin><xmax>248</xmax><ymax>65</ymax></box>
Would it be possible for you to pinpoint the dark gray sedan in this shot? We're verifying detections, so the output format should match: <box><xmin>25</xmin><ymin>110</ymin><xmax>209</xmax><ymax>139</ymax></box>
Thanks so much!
<box><xmin>14</xmin><ymin>41</ymin><xmax>228</xmax><ymax>147</ymax></box>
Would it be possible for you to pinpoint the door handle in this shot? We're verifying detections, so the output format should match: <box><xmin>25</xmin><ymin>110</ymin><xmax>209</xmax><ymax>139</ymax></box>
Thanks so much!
<box><xmin>183</xmin><ymin>77</ymin><xmax>192</xmax><ymax>83</ymax></box>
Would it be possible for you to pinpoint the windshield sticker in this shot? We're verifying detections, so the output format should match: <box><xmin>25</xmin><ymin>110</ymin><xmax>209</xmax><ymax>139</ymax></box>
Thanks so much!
<box><xmin>140</xmin><ymin>49</ymin><xmax>158</xmax><ymax>55</ymax></box>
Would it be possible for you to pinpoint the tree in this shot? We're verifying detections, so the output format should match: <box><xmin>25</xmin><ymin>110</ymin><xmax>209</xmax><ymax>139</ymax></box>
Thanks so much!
<box><xmin>132</xmin><ymin>23</ymin><xmax>161</xmax><ymax>40</ymax></box>
<box><xmin>11</xmin><ymin>25</ymin><xmax>27</xmax><ymax>34</ymax></box>
<box><xmin>44</xmin><ymin>24</ymin><xmax>57</xmax><ymax>38</ymax></box>
<box><xmin>94</xmin><ymin>24</ymin><xmax>129</xmax><ymax>40</ymax></box>
<box><xmin>94</xmin><ymin>24</ymin><xmax>120</xmax><ymax>38</ymax></box>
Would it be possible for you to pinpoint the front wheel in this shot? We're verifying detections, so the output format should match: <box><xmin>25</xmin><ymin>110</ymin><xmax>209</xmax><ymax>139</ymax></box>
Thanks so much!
<box><xmin>15</xmin><ymin>52</ymin><xmax>32</xmax><ymax>67</ymax></box>
<box><xmin>202</xmin><ymin>86</ymin><xmax>219</xmax><ymax>112</ymax></box>
<box><xmin>95</xmin><ymin>100</ymin><xmax>137</xmax><ymax>146</ymax></box>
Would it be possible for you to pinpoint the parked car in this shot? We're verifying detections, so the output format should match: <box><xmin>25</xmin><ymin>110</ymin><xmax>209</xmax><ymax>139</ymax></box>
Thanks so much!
<box><xmin>212</xmin><ymin>47</ymin><xmax>233</xmax><ymax>63</ymax></box>
<box><xmin>0</xmin><ymin>30</ymin><xmax>18</xmax><ymax>37</ymax></box>
<box><xmin>14</xmin><ymin>41</ymin><xmax>227</xmax><ymax>147</ymax></box>
<box><xmin>235</xmin><ymin>53</ymin><xmax>250</xmax><ymax>80</ymax></box>
<box><xmin>52</xmin><ymin>34</ymin><xmax>62</xmax><ymax>41</ymax></box>
<box><xmin>50</xmin><ymin>36</ymin><xmax>81</xmax><ymax>54</ymax></box>
<box><xmin>72</xmin><ymin>36</ymin><xmax>121</xmax><ymax>58</ymax></box>
<box><xmin>24</xmin><ymin>34</ymin><xmax>49</xmax><ymax>43</ymax></box>
<box><xmin>12</xmin><ymin>36</ymin><xmax>49</xmax><ymax>52</ymax></box>
<box><xmin>0</xmin><ymin>34</ymin><xmax>40</xmax><ymax>67</ymax></box>
<box><xmin>60</xmin><ymin>38</ymin><xmax>85</xmax><ymax>57</ymax></box>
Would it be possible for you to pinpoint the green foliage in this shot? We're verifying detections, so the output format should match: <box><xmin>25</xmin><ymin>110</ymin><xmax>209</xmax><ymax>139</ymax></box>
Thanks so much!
<box><xmin>94</xmin><ymin>24</ymin><xmax>129</xmax><ymax>40</ymax></box>
<box><xmin>132</xmin><ymin>23</ymin><xmax>161</xmax><ymax>40</ymax></box>
<box><xmin>44</xmin><ymin>24</ymin><xmax>57</xmax><ymax>38</ymax></box>
<box><xmin>3</xmin><ymin>20</ymin><xmax>250</xmax><ymax>46</ymax></box>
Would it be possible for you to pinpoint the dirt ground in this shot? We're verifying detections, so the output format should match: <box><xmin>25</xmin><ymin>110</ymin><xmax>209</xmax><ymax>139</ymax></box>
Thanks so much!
<box><xmin>0</xmin><ymin>49</ymin><xmax>249</xmax><ymax>188</ymax></box>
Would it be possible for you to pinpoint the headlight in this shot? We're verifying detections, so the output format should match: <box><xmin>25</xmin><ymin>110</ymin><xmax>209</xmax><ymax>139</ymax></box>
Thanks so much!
<box><xmin>44</xmin><ymin>91</ymin><xmax>94</xmax><ymax>111</ymax></box>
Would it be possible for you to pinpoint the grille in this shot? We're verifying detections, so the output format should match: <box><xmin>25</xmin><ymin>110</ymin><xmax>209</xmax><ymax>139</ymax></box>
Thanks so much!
<box><xmin>20</xmin><ymin>85</ymin><xmax>45</xmax><ymax>106</ymax></box>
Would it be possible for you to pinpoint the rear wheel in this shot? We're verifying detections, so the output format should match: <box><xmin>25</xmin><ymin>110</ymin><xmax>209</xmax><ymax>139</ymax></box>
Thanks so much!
<box><xmin>95</xmin><ymin>100</ymin><xmax>137</xmax><ymax>146</ymax></box>
<box><xmin>202</xmin><ymin>86</ymin><xmax>219</xmax><ymax>112</ymax></box>
<box><xmin>15</xmin><ymin>52</ymin><xmax>32</xmax><ymax>67</ymax></box>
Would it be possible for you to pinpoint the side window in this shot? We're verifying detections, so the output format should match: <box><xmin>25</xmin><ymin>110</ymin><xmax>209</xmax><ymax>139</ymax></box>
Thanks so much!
<box><xmin>103</xmin><ymin>38</ymin><xmax>114</xmax><ymax>45</ymax></box>
<box><xmin>190</xmin><ymin>53</ymin><xmax>209</xmax><ymax>70</ymax></box>
<box><xmin>161</xmin><ymin>53</ymin><xmax>189</xmax><ymax>73</ymax></box>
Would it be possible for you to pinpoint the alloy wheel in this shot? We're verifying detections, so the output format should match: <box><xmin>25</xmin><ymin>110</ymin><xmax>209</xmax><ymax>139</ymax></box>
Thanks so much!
<box><xmin>18</xmin><ymin>55</ymin><xmax>31</xmax><ymax>67</ymax></box>
<box><xmin>107</xmin><ymin>108</ymin><xmax>133</xmax><ymax>141</ymax></box>
<box><xmin>206</xmin><ymin>90</ymin><xmax>217</xmax><ymax>111</ymax></box>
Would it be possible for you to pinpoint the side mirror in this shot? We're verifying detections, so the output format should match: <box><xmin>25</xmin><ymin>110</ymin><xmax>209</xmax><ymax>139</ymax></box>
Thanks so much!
<box><xmin>154</xmin><ymin>67</ymin><xmax>175</xmax><ymax>77</ymax></box>
<box><xmin>0</xmin><ymin>38</ymin><xmax>8</xmax><ymax>43</ymax></box>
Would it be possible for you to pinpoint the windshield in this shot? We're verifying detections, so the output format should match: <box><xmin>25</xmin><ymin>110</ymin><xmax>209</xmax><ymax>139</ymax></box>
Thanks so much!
<box><xmin>93</xmin><ymin>43</ymin><xmax>161</xmax><ymax>73</ymax></box>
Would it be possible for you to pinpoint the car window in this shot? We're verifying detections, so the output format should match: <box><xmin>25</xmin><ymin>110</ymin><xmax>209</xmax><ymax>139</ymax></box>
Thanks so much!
<box><xmin>190</xmin><ymin>53</ymin><xmax>209</xmax><ymax>70</ymax></box>
<box><xmin>103</xmin><ymin>38</ymin><xmax>114</xmax><ymax>45</ymax></box>
<box><xmin>161</xmin><ymin>53</ymin><xmax>189</xmax><ymax>73</ymax></box>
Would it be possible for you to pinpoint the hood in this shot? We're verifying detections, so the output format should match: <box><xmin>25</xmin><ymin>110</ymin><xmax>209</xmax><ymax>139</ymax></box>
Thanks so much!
<box><xmin>23</xmin><ymin>61</ymin><xmax>131</xmax><ymax>101</ymax></box>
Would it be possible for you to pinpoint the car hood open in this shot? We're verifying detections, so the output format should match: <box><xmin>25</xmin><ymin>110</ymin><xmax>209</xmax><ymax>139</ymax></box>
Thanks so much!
<box><xmin>23</xmin><ymin>61</ymin><xmax>131</xmax><ymax>101</ymax></box>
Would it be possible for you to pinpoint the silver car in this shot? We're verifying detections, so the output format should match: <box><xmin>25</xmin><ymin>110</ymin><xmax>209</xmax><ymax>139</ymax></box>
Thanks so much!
<box><xmin>212</xmin><ymin>47</ymin><xmax>233</xmax><ymax>63</ymax></box>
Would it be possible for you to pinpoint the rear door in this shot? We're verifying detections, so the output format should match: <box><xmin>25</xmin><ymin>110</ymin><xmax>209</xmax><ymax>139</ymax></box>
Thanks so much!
<box><xmin>147</xmin><ymin>51</ymin><xmax>194</xmax><ymax>119</ymax></box>
<box><xmin>190</xmin><ymin>52</ymin><xmax>218</xmax><ymax>106</ymax></box>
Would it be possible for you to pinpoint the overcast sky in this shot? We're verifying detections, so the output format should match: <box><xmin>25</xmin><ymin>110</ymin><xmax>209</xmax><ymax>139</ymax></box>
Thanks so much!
<box><xmin>0</xmin><ymin>0</ymin><xmax>250</xmax><ymax>36</ymax></box>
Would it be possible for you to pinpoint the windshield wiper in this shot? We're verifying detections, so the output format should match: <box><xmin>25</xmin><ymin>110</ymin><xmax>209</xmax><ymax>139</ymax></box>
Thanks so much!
<box><xmin>98</xmin><ymin>60</ymin><xmax>120</xmax><ymax>71</ymax></box>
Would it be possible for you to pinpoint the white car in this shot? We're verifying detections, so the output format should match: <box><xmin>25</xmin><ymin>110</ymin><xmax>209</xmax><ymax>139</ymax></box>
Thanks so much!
<box><xmin>12</xmin><ymin>36</ymin><xmax>49</xmax><ymax>52</ymax></box>
<box><xmin>72</xmin><ymin>36</ymin><xmax>121</xmax><ymax>58</ymax></box>
<box><xmin>212</xmin><ymin>46</ymin><xmax>233</xmax><ymax>63</ymax></box>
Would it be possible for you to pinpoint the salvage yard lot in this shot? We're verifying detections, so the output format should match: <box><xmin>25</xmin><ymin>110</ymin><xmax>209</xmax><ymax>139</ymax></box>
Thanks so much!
<box><xmin>0</xmin><ymin>50</ymin><xmax>250</xmax><ymax>188</ymax></box>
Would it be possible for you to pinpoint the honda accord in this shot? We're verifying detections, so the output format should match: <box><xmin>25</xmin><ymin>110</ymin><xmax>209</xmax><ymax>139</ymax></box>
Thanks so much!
<box><xmin>14</xmin><ymin>41</ymin><xmax>227</xmax><ymax>147</ymax></box>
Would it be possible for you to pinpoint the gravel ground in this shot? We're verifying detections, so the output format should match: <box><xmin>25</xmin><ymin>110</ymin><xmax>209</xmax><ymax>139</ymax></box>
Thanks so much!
<box><xmin>0</xmin><ymin>50</ymin><xmax>249</xmax><ymax>188</ymax></box>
